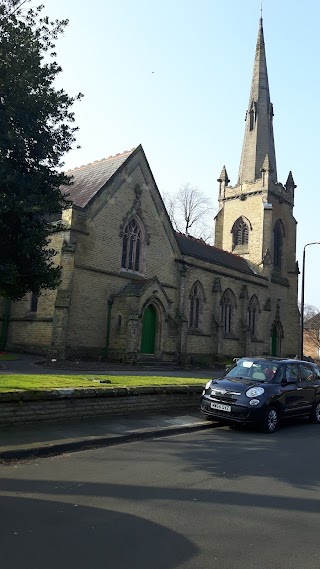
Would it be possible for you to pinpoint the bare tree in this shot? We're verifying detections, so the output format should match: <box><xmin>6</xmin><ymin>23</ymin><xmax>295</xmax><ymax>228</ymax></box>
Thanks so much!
<box><xmin>303</xmin><ymin>304</ymin><xmax>320</xmax><ymax>322</ymax></box>
<box><xmin>303</xmin><ymin>304</ymin><xmax>320</xmax><ymax>356</ymax></box>
<box><xmin>161</xmin><ymin>191</ymin><xmax>178</xmax><ymax>230</ymax></box>
<box><xmin>162</xmin><ymin>184</ymin><xmax>215</xmax><ymax>243</ymax></box>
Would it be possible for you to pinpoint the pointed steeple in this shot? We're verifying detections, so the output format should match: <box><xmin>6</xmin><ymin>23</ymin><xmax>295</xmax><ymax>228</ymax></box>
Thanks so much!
<box><xmin>218</xmin><ymin>165</ymin><xmax>229</xmax><ymax>183</ymax></box>
<box><xmin>217</xmin><ymin>165</ymin><xmax>230</xmax><ymax>199</ymax></box>
<box><xmin>238</xmin><ymin>18</ymin><xmax>277</xmax><ymax>185</ymax></box>
<box><xmin>285</xmin><ymin>171</ymin><xmax>296</xmax><ymax>191</ymax></box>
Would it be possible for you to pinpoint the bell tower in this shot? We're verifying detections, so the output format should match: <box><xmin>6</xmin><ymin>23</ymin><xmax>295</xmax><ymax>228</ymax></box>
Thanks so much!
<box><xmin>214</xmin><ymin>17</ymin><xmax>297</xmax><ymax>282</ymax></box>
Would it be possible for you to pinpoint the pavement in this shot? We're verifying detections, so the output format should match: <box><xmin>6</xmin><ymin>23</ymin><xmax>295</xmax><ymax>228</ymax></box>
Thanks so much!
<box><xmin>0</xmin><ymin>353</ymin><xmax>221</xmax><ymax>462</ymax></box>
<box><xmin>0</xmin><ymin>411</ymin><xmax>212</xmax><ymax>462</ymax></box>
<box><xmin>0</xmin><ymin>353</ymin><xmax>220</xmax><ymax>378</ymax></box>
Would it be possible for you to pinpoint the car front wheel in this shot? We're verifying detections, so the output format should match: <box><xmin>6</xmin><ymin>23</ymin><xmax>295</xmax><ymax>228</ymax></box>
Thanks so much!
<box><xmin>310</xmin><ymin>401</ymin><xmax>320</xmax><ymax>424</ymax></box>
<box><xmin>261</xmin><ymin>406</ymin><xmax>278</xmax><ymax>434</ymax></box>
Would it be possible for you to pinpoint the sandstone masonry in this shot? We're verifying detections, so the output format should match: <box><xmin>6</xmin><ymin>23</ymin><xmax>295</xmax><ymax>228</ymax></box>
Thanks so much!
<box><xmin>0</xmin><ymin>18</ymin><xmax>300</xmax><ymax>362</ymax></box>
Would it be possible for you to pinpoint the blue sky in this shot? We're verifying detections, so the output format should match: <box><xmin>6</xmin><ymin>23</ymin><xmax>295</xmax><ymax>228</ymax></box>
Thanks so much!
<box><xmin>42</xmin><ymin>0</ymin><xmax>320</xmax><ymax>309</ymax></box>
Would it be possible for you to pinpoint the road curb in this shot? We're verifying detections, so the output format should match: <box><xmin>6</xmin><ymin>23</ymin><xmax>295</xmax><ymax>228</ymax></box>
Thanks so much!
<box><xmin>0</xmin><ymin>420</ymin><xmax>214</xmax><ymax>463</ymax></box>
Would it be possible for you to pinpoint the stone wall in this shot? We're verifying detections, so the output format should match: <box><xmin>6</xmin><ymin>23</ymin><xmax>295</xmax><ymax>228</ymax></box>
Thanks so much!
<box><xmin>4</xmin><ymin>229</ymin><xmax>65</xmax><ymax>354</ymax></box>
<box><xmin>1</xmin><ymin>147</ymin><xmax>299</xmax><ymax>360</ymax></box>
<box><xmin>0</xmin><ymin>385</ymin><xmax>203</xmax><ymax>426</ymax></box>
<box><xmin>65</xmin><ymin>152</ymin><xmax>180</xmax><ymax>356</ymax></box>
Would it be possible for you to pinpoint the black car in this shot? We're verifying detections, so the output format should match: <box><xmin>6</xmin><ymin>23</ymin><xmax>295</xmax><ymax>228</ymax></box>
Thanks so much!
<box><xmin>201</xmin><ymin>357</ymin><xmax>320</xmax><ymax>433</ymax></box>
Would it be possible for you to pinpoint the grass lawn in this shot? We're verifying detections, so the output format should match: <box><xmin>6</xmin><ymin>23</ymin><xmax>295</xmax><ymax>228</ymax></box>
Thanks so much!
<box><xmin>0</xmin><ymin>374</ymin><xmax>208</xmax><ymax>393</ymax></box>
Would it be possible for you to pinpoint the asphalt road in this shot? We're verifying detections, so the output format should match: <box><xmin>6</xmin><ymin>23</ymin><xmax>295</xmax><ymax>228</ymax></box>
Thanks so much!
<box><xmin>1</xmin><ymin>420</ymin><xmax>320</xmax><ymax>569</ymax></box>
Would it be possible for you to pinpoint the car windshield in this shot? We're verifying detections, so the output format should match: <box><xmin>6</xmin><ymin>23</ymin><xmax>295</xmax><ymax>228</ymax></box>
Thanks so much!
<box><xmin>225</xmin><ymin>358</ymin><xmax>280</xmax><ymax>382</ymax></box>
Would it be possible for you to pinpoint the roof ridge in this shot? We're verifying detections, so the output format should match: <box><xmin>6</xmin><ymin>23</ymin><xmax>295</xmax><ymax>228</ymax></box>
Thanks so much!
<box><xmin>65</xmin><ymin>147</ymin><xmax>136</xmax><ymax>174</ymax></box>
<box><xmin>176</xmin><ymin>231</ymin><xmax>224</xmax><ymax>251</ymax></box>
<box><xmin>176</xmin><ymin>232</ymin><xmax>216</xmax><ymax>249</ymax></box>
<box><xmin>175</xmin><ymin>231</ymin><xmax>252</xmax><ymax>264</ymax></box>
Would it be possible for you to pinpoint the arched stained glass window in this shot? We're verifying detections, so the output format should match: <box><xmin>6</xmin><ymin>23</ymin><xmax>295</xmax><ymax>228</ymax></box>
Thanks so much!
<box><xmin>190</xmin><ymin>284</ymin><xmax>200</xmax><ymax>328</ymax></box>
<box><xmin>189</xmin><ymin>282</ymin><xmax>205</xmax><ymax>329</ymax></box>
<box><xmin>30</xmin><ymin>292</ymin><xmax>38</xmax><ymax>313</ymax></box>
<box><xmin>121</xmin><ymin>218</ymin><xmax>142</xmax><ymax>272</ymax></box>
<box><xmin>221</xmin><ymin>289</ymin><xmax>236</xmax><ymax>334</ymax></box>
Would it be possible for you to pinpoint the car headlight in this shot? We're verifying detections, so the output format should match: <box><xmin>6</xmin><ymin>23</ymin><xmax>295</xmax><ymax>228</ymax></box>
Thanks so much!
<box><xmin>246</xmin><ymin>387</ymin><xmax>265</xmax><ymax>398</ymax></box>
<box><xmin>205</xmin><ymin>380</ymin><xmax>212</xmax><ymax>389</ymax></box>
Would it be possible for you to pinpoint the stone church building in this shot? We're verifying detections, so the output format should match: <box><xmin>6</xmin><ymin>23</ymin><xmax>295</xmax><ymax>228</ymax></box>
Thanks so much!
<box><xmin>1</xmin><ymin>18</ymin><xmax>300</xmax><ymax>363</ymax></box>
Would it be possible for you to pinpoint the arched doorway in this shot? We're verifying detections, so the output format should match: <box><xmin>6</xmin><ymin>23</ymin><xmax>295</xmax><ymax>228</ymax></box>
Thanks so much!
<box><xmin>271</xmin><ymin>322</ymin><xmax>282</xmax><ymax>356</ymax></box>
<box><xmin>141</xmin><ymin>304</ymin><xmax>157</xmax><ymax>354</ymax></box>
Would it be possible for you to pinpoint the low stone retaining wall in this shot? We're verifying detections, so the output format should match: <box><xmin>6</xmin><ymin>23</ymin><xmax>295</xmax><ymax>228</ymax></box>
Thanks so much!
<box><xmin>0</xmin><ymin>385</ymin><xmax>204</xmax><ymax>426</ymax></box>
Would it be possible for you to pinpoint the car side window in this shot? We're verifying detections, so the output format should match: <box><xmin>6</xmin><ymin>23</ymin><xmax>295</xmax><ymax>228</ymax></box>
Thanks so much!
<box><xmin>300</xmin><ymin>364</ymin><xmax>315</xmax><ymax>382</ymax></box>
<box><xmin>285</xmin><ymin>364</ymin><xmax>300</xmax><ymax>382</ymax></box>
<box><xmin>275</xmin><ymin>366</ymin><xmax>285</xmax><ymax>383</ymax></box>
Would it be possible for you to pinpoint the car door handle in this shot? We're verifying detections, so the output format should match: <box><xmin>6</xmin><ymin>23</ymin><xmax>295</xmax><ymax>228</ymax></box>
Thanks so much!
<box><xmin>297</xmin><ymin>387</ymin><xmax>303</xmax><ymax>390</ymax></box>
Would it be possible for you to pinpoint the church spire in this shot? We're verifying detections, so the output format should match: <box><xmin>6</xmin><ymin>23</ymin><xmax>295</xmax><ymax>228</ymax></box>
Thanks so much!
<box><xmin>238</xmin><ymin>17</ymin><xmax>277</xmax><ymax>185</ymax></box>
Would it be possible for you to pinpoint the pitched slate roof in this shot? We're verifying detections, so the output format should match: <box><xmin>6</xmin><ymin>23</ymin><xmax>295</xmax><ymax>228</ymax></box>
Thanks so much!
<box><xmin>175</xmin><ymin>233</ymin><xmax>256</xmax><ymax>275</ymax></box>
<box><xmin>64</xmin><ymin>148</ymin><xmax>136</xmax><ymax>208</ymax></box>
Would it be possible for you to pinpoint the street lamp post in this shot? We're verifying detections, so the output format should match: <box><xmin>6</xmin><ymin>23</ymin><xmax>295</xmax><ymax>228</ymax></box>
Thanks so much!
<box><xmin>299</xmin><ymin>242</ymin><xmax>320</xmax><ymax>360</ymax></box>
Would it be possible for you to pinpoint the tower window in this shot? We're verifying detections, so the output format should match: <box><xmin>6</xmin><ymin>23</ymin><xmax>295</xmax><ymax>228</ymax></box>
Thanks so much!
<box><xmin>232</xmin><ymin>217</ymin><xmax>250</xmax><ymax>250</ymax></box>
<box><xmin>249</xmin><ymin>108</ymin><xmax>254</xmax><ymax>131</ymax></box>
<box><xmin>273</xmin><ymin>219</ymin><xmax>285</xmax><ymax>271</ymax></box>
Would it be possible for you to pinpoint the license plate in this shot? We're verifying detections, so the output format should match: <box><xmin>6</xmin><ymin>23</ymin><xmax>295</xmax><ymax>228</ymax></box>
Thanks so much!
<box><xmin>211</xmin><ymin>402</ymin><xmax>231</xmax><ymax>412</ymax></box>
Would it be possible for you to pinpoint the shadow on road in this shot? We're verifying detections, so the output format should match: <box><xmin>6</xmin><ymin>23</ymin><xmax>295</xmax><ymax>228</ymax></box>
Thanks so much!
<box><xmin>1</xmin><ymin>465</ymin><xmax>320</xmax><ymax>515</ymax></box>
<box><xmin>158</xmin><ymin>419</ymin><xmax>320</xmax><ymax>491</ymax></box>
<box><xmin>0</xmin><ymin>495</ymin><xmax>198</xmax><ymax>569</ymax></box>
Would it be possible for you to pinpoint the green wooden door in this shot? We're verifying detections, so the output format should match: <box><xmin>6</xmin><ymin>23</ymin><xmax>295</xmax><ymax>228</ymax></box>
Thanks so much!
<box><xmin>141</xmin><ymin>305</ymin><xmax>156</xmax><ymax>354</ymax></box>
